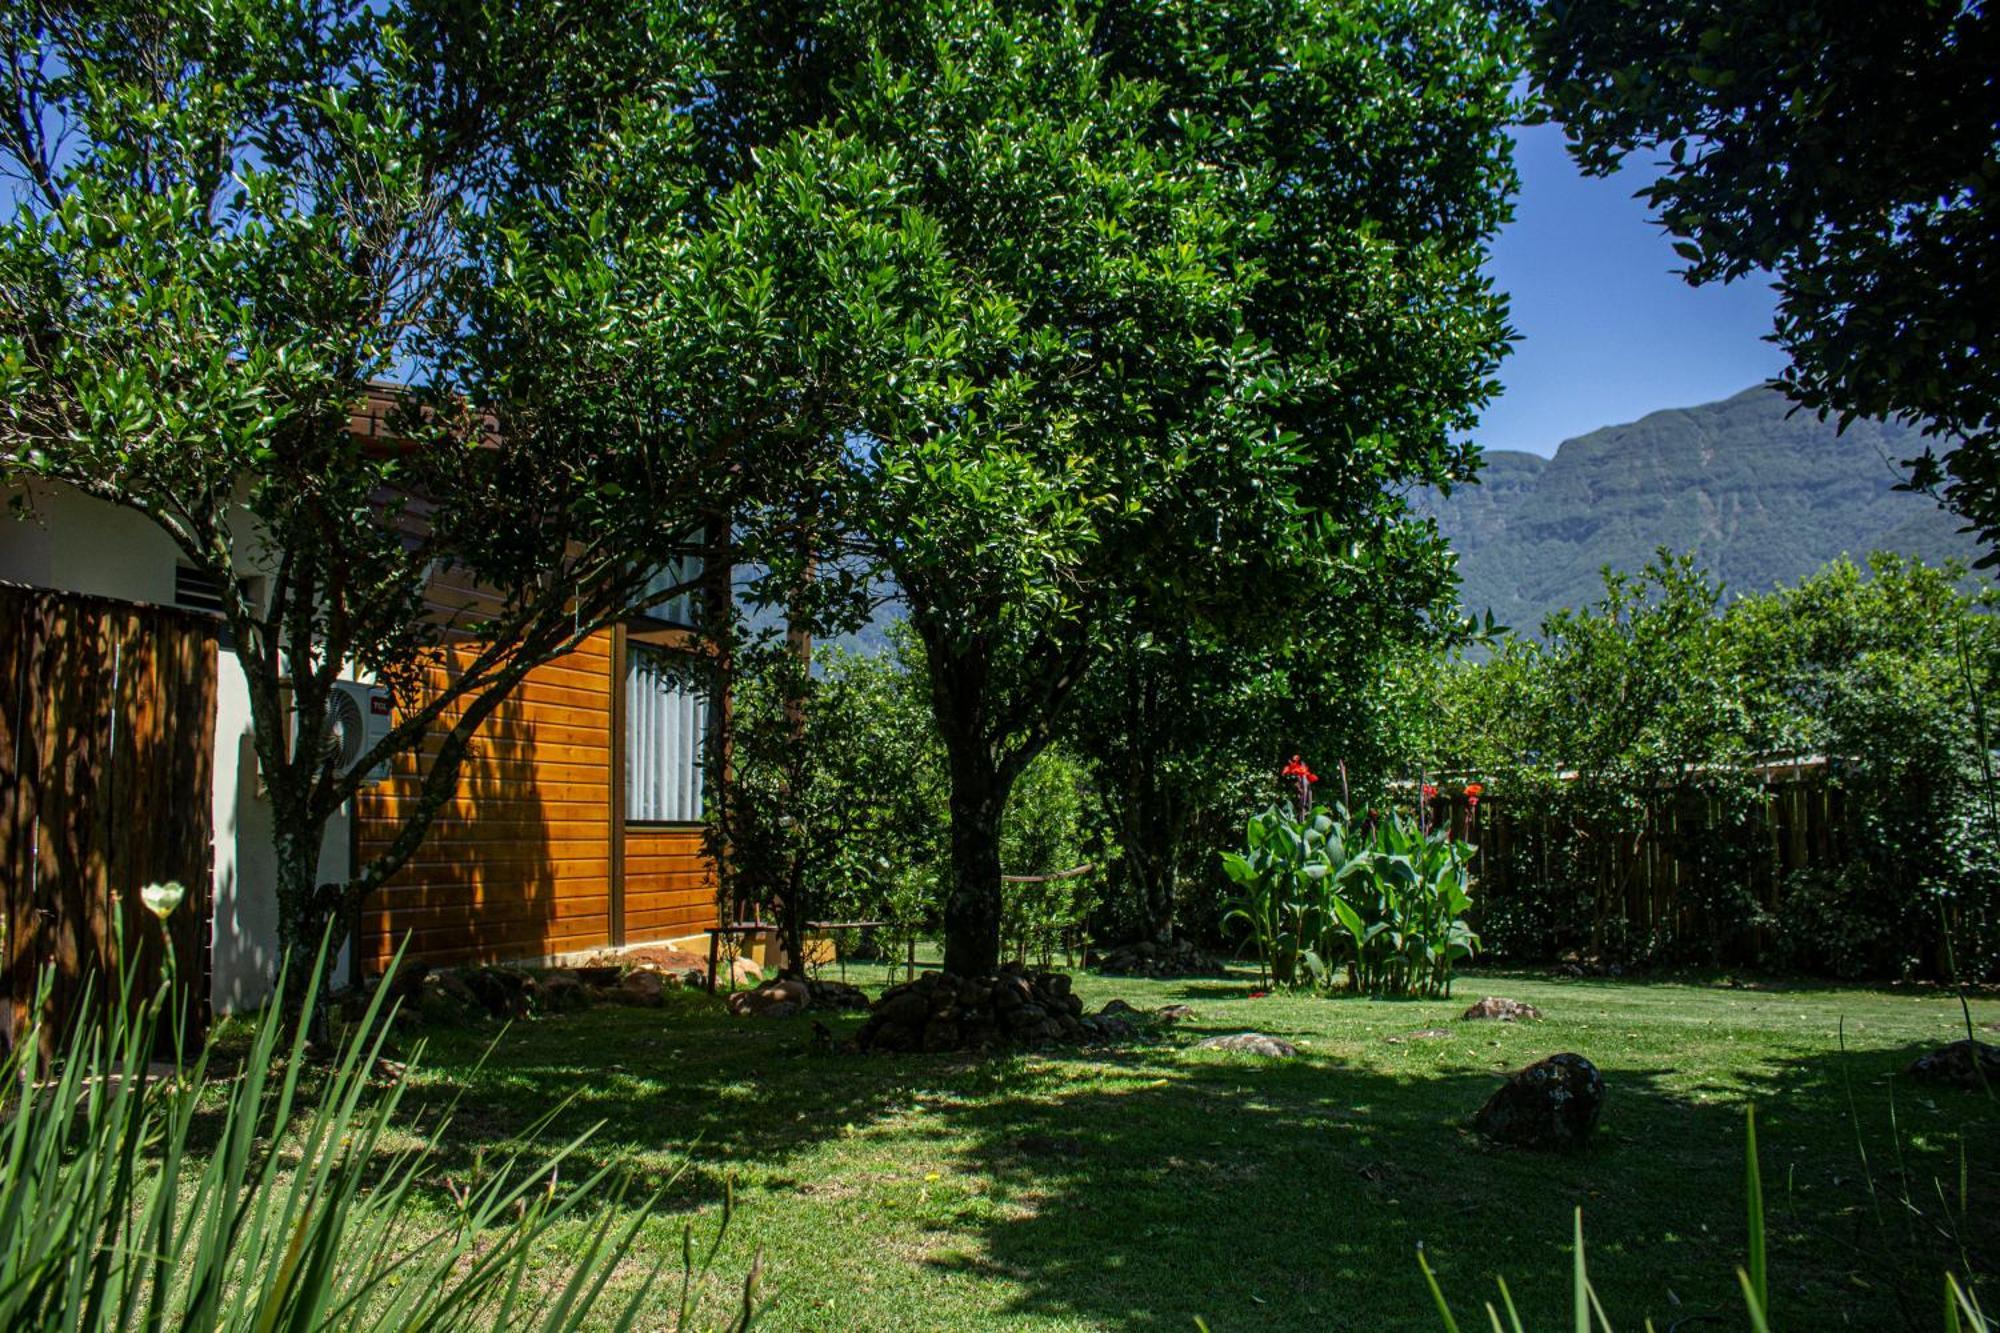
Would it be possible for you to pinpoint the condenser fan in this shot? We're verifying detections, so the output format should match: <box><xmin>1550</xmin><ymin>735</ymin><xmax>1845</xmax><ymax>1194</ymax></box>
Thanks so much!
<box><xmin>323</xmin><ymin>687</ymin><xmax>367</xmax><ymax>771</ymax></box>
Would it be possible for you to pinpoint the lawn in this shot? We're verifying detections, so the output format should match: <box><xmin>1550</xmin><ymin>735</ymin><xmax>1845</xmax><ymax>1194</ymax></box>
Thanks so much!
<box><xmin>395</xmin><ymin>964</ymin><xmax>1997</xmax><ymax>1331</ymax></box>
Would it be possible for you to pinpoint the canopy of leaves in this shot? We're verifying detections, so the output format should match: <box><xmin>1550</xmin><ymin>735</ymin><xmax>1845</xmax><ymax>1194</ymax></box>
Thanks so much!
<box><xmin>1529</xmin><ymin>0</ymin><xmax>2000</xmax><ymax>556</ymax></box>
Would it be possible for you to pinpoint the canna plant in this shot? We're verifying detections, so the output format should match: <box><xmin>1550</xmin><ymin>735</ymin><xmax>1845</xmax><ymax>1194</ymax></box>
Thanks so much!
<box><xmin>1221</xmin><ymin>760</ymin><xmax>1481</xmax><ymax>997</ymax></box>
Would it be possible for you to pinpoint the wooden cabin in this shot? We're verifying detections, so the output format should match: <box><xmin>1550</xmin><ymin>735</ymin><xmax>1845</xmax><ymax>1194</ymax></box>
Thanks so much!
<box><xmin>2</xmin><ymin>394</ymin><xmax>723</xmax><ymax>1021</ymax></box>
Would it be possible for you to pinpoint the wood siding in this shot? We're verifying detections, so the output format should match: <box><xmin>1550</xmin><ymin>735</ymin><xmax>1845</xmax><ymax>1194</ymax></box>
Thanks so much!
<box><xmin>0</xmin><ymin>584</ymin><xmax>216</xmax><ymax>1050</ymax></box>
<box><xmin>356</xmin><ymin>629</ymin><xmax>719</xmax><ymax>971</ymax></box>
<box><xmin>624</xmin><ymin>826</ymin><xmax>715</xmax><ymax>942</ymax></box>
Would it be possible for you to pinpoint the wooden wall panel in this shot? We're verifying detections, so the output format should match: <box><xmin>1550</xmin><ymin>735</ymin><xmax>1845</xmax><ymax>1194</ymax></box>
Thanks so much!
<box><xmin>0</xmin><ymin>585</ymin><xmax>216</xmax><ymax>1052</ymax></box>
<box><xmin>357</xmin><ymin>633</ymin><xmax>618</xmax><ymax>971</ymax></box>
<box><xmin>623</xmin><ymin>826</ymin><xmax>716</xmax><ymax>942</ymax></box>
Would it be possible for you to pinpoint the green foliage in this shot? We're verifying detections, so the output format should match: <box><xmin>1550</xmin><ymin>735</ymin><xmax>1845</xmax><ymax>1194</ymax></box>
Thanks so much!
<box><xmin>0</xmin><ymin>929</ymin><xmax>756</xmax><ymax>1331</ymax></box>
<box><xmin>719</xmin><ymin>623</ymin><xmax>1106</xmax><ymax>967</ymax></box>
<box><xmin>734</xmin><ymin>0</ymin><xmax>1523</xmax><ymax>975</ymax></box>
<box><xmin>999</xmin><ymin>748</ymin><xmax>1104</xmax><ymax>968</ymax></box>
<box><xmin>1397</xmin><ymin>550</ymin><xmax>2000</xmax><ymax>978</ymax></box>
<box><xmin>719</xmin><ymin>627</ymin><xmax>948</xmax><ymax>959</ymax></box>
<box><xmin>0</xmin><ymin>0</ymin><xmax>775</xmax><ymax>972</ymax></box>
<box><xmin>1529</xmin><ymin>2</ymin><xmax>2000</xmax><ymax>558</ymax></box>
<box><xmin>1222</xmin><ymin>800</ymin><xmax>1479</xmax><ymax>997</ymax></box>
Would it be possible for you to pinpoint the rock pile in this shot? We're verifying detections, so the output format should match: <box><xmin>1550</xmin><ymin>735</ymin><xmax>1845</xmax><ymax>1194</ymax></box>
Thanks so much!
<box><xmin>1091</xmin><ymin>938</ymin><xmax>1230</xmax><ymax>978</ymax></box>
<box><xmin>1907</xmin><ymin>1038</ymin><xmax>2000</xmax><ymax>1089</ymax></box>
<box><xmin>360</xmin><ymin>960</ymin><xmax>680</xmax><ymax>1028</ymax></box>
<box><xmin>851</xmin><ymin>965</ymin><xmax>1136</xmax><ymax>1053</ymax></box>
<box><xmin>1474</xmin><ymin>1053</ymin><xmax>1604</xmax><ymax>1151</ymax></box>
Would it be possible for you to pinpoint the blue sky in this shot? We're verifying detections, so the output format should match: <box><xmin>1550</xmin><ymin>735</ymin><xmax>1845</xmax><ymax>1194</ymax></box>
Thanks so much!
<box><xmin>1477</xmin><ymin>123</ymin><xmax>1789</xmax><ymax>458</ymax></box>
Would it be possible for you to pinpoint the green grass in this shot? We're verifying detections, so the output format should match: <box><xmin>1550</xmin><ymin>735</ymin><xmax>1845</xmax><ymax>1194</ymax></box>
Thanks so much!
<box><xmin>390</xmin><ymin>965</ymin><xmax>1997</xmax><ymax>1330</ymax></box>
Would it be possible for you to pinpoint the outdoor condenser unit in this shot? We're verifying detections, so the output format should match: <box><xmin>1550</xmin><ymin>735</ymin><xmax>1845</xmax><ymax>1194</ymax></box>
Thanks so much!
<box><xmin>321</xmin><ymin>680</ymin><xmax>396</xmax><ymax>787</ymax></box>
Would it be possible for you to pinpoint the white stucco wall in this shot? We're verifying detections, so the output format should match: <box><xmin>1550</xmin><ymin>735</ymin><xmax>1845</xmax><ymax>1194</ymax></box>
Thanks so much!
<box><xmin>1</xmin><ymin>481</ymin><xmax>351</xmax><ymax>1013</ymax></box>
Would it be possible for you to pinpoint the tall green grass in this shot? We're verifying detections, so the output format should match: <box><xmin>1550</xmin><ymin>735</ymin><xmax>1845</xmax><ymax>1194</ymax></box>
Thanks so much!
<box><xmin>0</xmin><ymin>926</ymin><xmax>756</xmax><ymax>1330</ymax></box>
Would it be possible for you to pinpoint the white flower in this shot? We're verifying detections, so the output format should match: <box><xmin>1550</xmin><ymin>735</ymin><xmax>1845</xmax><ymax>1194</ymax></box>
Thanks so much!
<box><xmin>141</xmin><ymin>881</ymin><xmax>186</xmax><ymax>920</ymax></box>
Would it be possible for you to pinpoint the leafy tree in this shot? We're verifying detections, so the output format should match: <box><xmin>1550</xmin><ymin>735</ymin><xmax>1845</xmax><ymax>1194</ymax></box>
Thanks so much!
<box><xmin>782</xmin><ymin>0</ymin><xmax>1518</xmax><ymax>975</ymax></box>
<box><xmin>0</xmin><ymin>0</ymin><xmax>802</xmax><ymax>995</ymax></box>
<box><xmin>717</xmin><ymin>629</ymin><xmax>949</xmax><ymax>971</ymax></box>
<box><xmin>1529</xmin><ymin>0</ymin><xmax>2000</xmax><ymax>555</ymax></box>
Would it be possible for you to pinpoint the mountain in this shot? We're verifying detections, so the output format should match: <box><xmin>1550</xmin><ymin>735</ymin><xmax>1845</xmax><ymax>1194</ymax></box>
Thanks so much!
<box><xmin>1427</xmin><ymin>386</ymin><xmax>1986</xmax><ymax>631</ymax></box>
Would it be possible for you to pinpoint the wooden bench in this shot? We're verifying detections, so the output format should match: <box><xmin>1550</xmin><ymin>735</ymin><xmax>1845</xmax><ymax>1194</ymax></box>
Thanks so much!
<box><xmin>703</xmin><ymin>922</ymin><xmax>779</xmax><ymax>994</ymax></box>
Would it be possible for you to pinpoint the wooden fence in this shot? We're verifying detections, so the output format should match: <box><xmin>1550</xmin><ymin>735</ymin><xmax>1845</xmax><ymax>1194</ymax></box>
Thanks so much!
<box><xmin>1432</xmin><ymin>768</ymin><xmax>1853</xmax><ymax>964</ymax></box>
<box><xmin>1</xmin><ymin>583</ymin><xmax>217</xmax><ymax>1051</ymax></box>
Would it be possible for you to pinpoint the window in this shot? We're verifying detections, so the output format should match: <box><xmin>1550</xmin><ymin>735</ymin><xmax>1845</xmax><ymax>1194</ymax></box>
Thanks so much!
<box><xmin>625</xmin><ymin>643</ymin><xmax>707</xmax><ymax>823</ymax></box>
<box><xmin>632</xmin><ymin>539</ymin><xmax>704</xmax><ymax>630</ymax></box>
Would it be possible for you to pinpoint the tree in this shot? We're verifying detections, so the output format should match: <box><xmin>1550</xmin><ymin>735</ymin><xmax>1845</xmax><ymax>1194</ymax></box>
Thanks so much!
<box><xmin>1529</xmin><ymin>0</ymin><xmax>2000</xmax><ymax>555</ymax></box>
<box><xmin>777</xmin><ymin>0</ymin><xmax>1519</xmax><ymax>976</ymax></box>
<box><xmin>0</xmin><ymin>0</ymin><xmax>802</xmax><ymax>995</ymax></box>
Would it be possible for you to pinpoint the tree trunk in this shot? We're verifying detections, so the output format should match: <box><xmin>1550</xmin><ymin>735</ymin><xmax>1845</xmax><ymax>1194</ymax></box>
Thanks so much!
<box><xmin>271</xmin><ymin>811</ymin><xmax>336</xmax><ymax>1017</ymax></box>
<box><xmin>943</xmin><ymin>764</ymin><xmax>1007</xmax><ymax>977</ymax></box>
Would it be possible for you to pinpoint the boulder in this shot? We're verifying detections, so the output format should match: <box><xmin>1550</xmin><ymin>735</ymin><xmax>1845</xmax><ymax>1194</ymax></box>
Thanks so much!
<box><xmin>727</xmin><ymin>978</ymin><xmax>811</xmax><ymax>1018</ymax></box>
<box><xmin>1196</xmin><ymin>1032</ymin><xmax>1298</xmax><ymax>1058</ymax></box>
<box><xmin>1092</xmin><ymin>936</ymin><xmax>1231</xmax><ymax>979</ymax></box>
<box><xmin>417</xmin><ymin>972</ymin><xmax>486</xmax><ymax>1026</ymax></box>
<box><xmin>1461</xmin><ymin>996</ymin><xmax>1544</xmax><ymax>1023</ymax></box>
<box><xmin>1474</xmin><ymin>1053</ymin><xmax>1604</xmax><ymax>1151</ymax></box>
<box><xmin>1099</xmin><ymin>999</ymin><xmax>1141</xmax><ymax>1018</ymax></box>
<box><xmin>1906</xmin><ymin>1039</ymin><xmax>2000</xmax><ymax>1089</ymax></box>
<box><xmin>611</xmin><ymin>970</ymin><xmax>666</xmax><ymax>1007</ymax></box>
<box><xmin>535</xmin><ymin>969</ymin><xmax>592</xmax><ymax>1013</ymax></box>
<box><xmin>805</xmin><ymin>978</ymin><xmax>871</xmax><ymax>1012</ymax></box>
<box><xmin>460</xmin><ymin>967</ymin><xmax>531</xmax><ymax>1020</ymax></box>
<box><xmin>1156</xmin><ymin>1004</ymin><xmax>1196</xmax><ymax>1021</ymax></box>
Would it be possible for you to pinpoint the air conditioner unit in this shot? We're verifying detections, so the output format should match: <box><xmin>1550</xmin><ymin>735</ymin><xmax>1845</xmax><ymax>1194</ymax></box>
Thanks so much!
<box><xmin>313</xmin><ymin>680</ymin><xmax>396</xmax><ymax>788</ymax></box>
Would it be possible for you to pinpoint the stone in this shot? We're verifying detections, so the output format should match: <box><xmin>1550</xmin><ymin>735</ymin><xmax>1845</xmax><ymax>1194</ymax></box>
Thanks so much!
<box><xmin>417</xmin><ymin>972</ymin><xmax>485</xmax><ymax>1026</ymax></box>
<box><xmin>921</xmin><ymin>1017</ymin><xmax>960</xmax><ymax>1052</ymax></box>
<box><xmin>611</xmin><ymin>970</ymin><xmax>666</xmax><ymax>1007</ymax></box>
<box><xmin>460</xmin><ymin>967</ymin><xmax>531</xmax><ymax>1020</ymax></box>
<box><xmin>804</xmin><ymin>978</ymin><xmax>871</xmax><ymax>1012</ymax></box>
<box><xmin>381</xmin><ymin>959</ymin><xmax>431</xmax><ymax>1008</ymax></box>
<box><xmin>574</xmin><ymin>965</ymin><xmax>624</xmax><ymax>988</ymax></box>
<box><xmin>874</xmin><ymin>988</ymin><xmax>931</xmax><ymax>1028</ymax></box>
<box><xmin>1099</xmin><ymin>999</ymin><xmax>1141</xmax><ymax>1018</ymax></box>
<box><xmin>729</xmin><ymin>958</ymin><xmax>764</xmax><ymax>986</ymax></box>
<box><xmin>1196</xmin><ymin>1032</ymin><xmax>1298</xmax><ymax>1058</ymax></box>
<box><xmin>1906</xmin><ymin>1039</ymin><xmax>2000</xmax><ymax>1089</ymax></box>
<box><xmin>536</xmin><ymin>969</ymin><xmax>591</xmax><ymax>1013</ymax></box>
<box><xmin>1092</xmin><ymin>937</ymin><xmax>1230</xmax><ymax>979</ymax></box>
<box><xmin>727</xmin><ymin>978</ymin><xmax>811</xmax><ymax>1018</ymax></box>
<box><xmin>1461</xmin><ymin>996</ymin><xmax>1543</xmax><ymax>1023</ymax></box>
<box><xmin>1474</xmin><ymin>1053</ymin><xmax>1604</xmax><ymax>1151</ymax></box>
<box><xmin>1156</xmin><ymin>1004</ymin><xmax>1196</xmax><ymax>1021</ymax></box>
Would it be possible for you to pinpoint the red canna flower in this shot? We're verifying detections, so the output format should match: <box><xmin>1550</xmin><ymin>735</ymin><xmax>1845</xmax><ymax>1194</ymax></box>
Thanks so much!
<box><xmin>1281</xmin><ymin>755</ymin><xmax>1319</xmax><ymax>783</ymax></box>
<box><xmin>1464</xmin><ymin>783</ymin><xmax>1484</xmax><ymax>797</ymax></box>
<box><xmin>1422</xmin><ymin>783</ymin><xmax>1438</xmax><ymax>799</ymax></box>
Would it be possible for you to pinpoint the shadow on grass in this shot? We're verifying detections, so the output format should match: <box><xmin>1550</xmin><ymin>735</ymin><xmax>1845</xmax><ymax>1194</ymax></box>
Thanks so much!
<box><xmin>405</xmin><ymin>984</ymin><xmax>1996</xmax><ymax>1332</ymax></box>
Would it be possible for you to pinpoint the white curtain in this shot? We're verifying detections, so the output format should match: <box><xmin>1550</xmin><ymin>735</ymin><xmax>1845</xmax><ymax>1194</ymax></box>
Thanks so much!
<box><xmin>626</xmin><ymin>645</ymin><xmax>706</xmax><ymax>822</ymax></box>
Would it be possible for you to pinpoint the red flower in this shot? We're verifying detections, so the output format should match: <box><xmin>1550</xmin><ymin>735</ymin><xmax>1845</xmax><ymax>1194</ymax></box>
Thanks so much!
<box><xmin>1281</xmin><ymin>755</ymin><xmax>1319</xmax><ymax>783</ymax></box>
<box><xmin>1421</xmin><ymin>783</ymin><xmax>1438</xmax><ymax>799</ymax></box>
<box><xmin>1248</xmin><ymin>990</ymin><xmax>1269</xmax><ymax>999</ymax></box>
<box><xmin>1464</xmin><ymin>783</ymin><xmax>1484</xmax><ymax>798</ymax></box>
